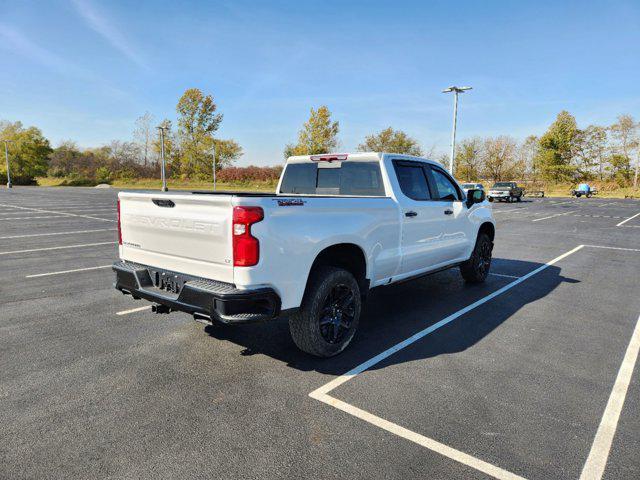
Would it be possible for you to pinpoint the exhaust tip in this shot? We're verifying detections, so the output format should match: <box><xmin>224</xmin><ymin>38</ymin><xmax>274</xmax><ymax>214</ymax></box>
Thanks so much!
<box><xmin>151</xmin><ymin>304</ymin><xmax>171</xmax><ymax>314</ymax></box>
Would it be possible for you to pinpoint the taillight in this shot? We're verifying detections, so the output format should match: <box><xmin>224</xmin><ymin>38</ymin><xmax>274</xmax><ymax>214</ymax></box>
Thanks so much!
<box><xmin>233</xmin><ymin>206</ymin><xmax>263</xmax><ymax>267</ymax></box>
<box><xmin>117</xmin><ymin>198</ymin><xmax>122</xmax><ymax>245</ymax></box>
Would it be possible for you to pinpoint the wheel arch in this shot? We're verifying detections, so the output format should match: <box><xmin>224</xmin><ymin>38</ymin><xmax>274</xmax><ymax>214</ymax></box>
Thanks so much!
<box><xmin>306</xmin><ymin>243</ymin><xmax>369</xmax><ymax>297</ymax></box>
<box><xmin>478</xmin><ymin>221</ymin><xmax>495</xmax><ymax>242</ymax></box>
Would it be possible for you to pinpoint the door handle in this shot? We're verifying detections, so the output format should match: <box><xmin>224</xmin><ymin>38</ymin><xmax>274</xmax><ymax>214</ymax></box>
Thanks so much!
<box><xmin>405</xmin><ymin>211</ymin><xmax>418</xmax><ymax>217</ymax></box>
<box><xmin>444</xmin><ymin>209</ymin><xmax>453</xmax><ymax>215</ymax></box>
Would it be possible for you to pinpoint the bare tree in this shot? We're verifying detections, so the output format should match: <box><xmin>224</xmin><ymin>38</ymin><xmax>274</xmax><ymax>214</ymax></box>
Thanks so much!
<box><xmin>575</xmin><ymin>126</ymin><xmax>608</xmax><ymax>181</ymax></box>
<box><xmin>481</xmin><ymin>136</ymin><xmax>521</xmax><ymax>182</ymax></box>
<box><xmin>610</xmin><ymin>114</ymin><xmax>638</xmax><ymax>188</ymax></box>
<box><xmin>133</xmin><ymin>112</ymin><xmax>155</xmax><ymax>166</ymax></box>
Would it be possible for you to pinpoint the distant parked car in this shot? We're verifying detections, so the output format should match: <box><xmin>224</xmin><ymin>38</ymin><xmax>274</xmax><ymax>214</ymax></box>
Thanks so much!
<box><xmin>461</xmin><ymin>183</ymin><xmax>484</xmax><ymax>195</ymax></box>
<box><xmin>488</xmin><ymin>182</ymin><xmax>524</xmax><ymax>202</ymax></box>
<box><xmin>571</xmin><ymin>183</ymin><xmax>597</xmax><ymax>198</ymax></box>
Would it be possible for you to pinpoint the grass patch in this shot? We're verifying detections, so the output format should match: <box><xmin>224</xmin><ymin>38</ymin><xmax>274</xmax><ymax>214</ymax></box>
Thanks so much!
<box><xmin>36</xmin><ymin>177</ymin><xmax>277</xmax><ymax>192</ymax></box>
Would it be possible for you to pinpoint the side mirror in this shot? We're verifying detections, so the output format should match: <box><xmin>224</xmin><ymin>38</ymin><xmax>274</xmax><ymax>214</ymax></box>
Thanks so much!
<box><xmin>466</xmin><ymin>189</ymin><xmax>485</xmax><ymax>208</ymax></box>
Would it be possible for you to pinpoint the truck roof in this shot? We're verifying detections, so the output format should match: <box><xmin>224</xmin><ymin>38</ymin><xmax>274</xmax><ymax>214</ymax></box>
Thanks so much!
<box><xmin>286</xmin><ymin>152</ymin><xmax>441</xmax><ymax>166</ymax></box>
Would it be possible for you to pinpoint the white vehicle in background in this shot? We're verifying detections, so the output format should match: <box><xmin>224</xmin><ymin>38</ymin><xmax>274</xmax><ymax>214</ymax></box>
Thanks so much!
<box><xmin>461</xmin><ymin>182</ymin><xmax>484</xmax><ymax>194</ymax></box>
<box><xmin>114</xmin><ymin>152</ymin><xmax>495</xmax><ymax>357</ymax></box>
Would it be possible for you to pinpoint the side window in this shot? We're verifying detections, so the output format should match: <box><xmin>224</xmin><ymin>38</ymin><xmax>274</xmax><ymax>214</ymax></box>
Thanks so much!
<box><xmin>430</xmin><ymin>167</ymin><xmax>461</xmax><ymax>201</ymax></box>
<box><xmin>394</xmin><ymin>163</ymin><xmax>431</xmax><ymax>200</ymax></box>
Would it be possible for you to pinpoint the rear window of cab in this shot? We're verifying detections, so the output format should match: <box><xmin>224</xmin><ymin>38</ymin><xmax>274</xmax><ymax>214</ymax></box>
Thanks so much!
<box><xmin>279</xmin><ymin>161</ymin><xmax>385</xmax><ymax>196</ymax></box>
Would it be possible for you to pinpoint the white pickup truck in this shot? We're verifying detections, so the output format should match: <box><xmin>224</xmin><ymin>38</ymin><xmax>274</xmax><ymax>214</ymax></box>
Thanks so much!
<box><xmin>114</xmin><ymin>152</ymin><xmax>494</xmax><ymax>356</ymax></box>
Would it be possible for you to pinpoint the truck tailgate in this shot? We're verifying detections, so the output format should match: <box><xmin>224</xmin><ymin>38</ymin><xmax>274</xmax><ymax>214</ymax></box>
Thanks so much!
<box><xmin>118</xmin><ymin>192</ymin><xmax>234</xmax><ymax>283</ymax></box>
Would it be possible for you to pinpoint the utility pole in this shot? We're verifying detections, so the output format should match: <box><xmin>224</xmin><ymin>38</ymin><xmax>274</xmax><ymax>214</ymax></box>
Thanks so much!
<box><xmin>442</xmin><ymin>86</ymin><xmax>472</xmax><ymax>176</ymax></box>
<box><xmin>156</xmin><ymin>126</ymin><xmax>168</xmax><ymax>192</ymax></box>
<box><xmin>211</xmin><ymin>142</ymin><xmax>217</xmax><ymax>191</ymax></box>
<box><xmin>3</xmin><ymin>140</ymin><xmax>13</xmax><ymax>189</ymax></box>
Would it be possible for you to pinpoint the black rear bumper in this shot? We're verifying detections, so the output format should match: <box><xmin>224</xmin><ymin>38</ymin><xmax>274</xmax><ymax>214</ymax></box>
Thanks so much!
<box><xmin>113</xmin><ymin>261</ymin><xmax>280</xmax><ymax>323</ymax></box>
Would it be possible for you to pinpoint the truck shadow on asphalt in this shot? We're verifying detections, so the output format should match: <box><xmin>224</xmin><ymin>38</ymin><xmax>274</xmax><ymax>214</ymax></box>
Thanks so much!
<box><xmin>204</xmin><ymin>258</ymin><xmax>579</xmax><ymax>375</ymax></box>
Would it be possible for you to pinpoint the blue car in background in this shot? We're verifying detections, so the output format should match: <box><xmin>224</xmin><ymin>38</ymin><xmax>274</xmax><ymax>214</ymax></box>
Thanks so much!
<box><xmin>572</xmin><ymin>183</ymin><xmax>598</xmax><ymax>198</ymax></box>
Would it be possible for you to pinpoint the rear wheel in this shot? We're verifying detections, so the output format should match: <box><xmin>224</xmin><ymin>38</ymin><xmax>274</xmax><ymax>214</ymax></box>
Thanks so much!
<box><xmin>289</xmin><ymin>267</ymin><xmax>361</xmax><ymax>357</ymax></box>
<box><xmin>460</xmin><ymin>233</ymin><xmax>493</xmax><ymax>283</ymax></box>
<box><xmin>516</xmin><ymin>195</ymin><xmax>522</xmax><ymax>202</ymax></box>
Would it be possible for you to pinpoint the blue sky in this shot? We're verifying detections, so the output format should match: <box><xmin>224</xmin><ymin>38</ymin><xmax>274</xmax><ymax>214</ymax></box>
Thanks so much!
<box><xmin>1</xmin><ymin>0</ymin><xmax>639</xmax><ymax>166</ymax></box>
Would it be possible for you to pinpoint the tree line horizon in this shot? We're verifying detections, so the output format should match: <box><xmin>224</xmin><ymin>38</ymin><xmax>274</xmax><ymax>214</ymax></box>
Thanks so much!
<box><xmin>1</xmin><ymin>88</ymin><xmax>638</xmax><ymax>189</ymax></box>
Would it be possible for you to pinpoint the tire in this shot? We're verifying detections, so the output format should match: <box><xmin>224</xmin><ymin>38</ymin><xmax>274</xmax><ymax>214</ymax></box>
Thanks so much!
<box><xmin>576</xmin><ymin>193</ymin><xmax>582</xmax><ymax>198</ymax></box>
<box><xmin>516</xmin><ymin>195</ymin><xmax>522</xmax><ymax>202</ymax></box>
<box><xmin>488</xmin><ymin>197</ymin><xmax>494</xmax><ymax>202</ymax></box>
<box><xmin>460</xmin><ymin>233</ymin><xmax>493</xmax><ymax>283</ymax></box>
<box><xmin>289</xmin><ymin>267</ymin><xmax>362</xmax><ymax>357</ymax></box>
<box><xmin>587</xmin><ymin>193</ymin><xmax>592</xmax><ymax>198</ymax></box>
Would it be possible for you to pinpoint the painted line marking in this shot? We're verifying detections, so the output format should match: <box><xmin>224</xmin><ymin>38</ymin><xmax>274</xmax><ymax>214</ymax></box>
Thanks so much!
<box><xmin>0</xmin><ymin>241</ymin><xmax>116</xmax><ymax>256</ymax></box>
<box><xmin>116</xmin><ymin>305</ymin><xmax>151</xmax><ymax>315</ymax></box>
<box><xmin>0</xmin><ymin>208</ymin><xmax>115</xmax><ymax>216</ymax></box>
<box><xmin>579</xmin><ymin>313</ymin><xmax>640</xmax><ymax>480</ymax></box>
<box><xmin>0</xmin><ymin>228</ymin><xmax>116</xmax><ymax>240</ymax></box>
<box><xmin>25</xmin><ymin>265</ymin><xmax>112</xmax><ymax>278</ymax></box>
<box><xmin>616</xmin><ymin>211</ymin><xmax>640</xmax><ymax>227</ymax></box>
<box><xmin>582</xmin><ymin>245</ymin><xmax>640</xmax><ymax>252</ymax></box>
<box><xmin>309</xmin><ymin>245</ymin><xmax>585</xmax><ymax>480</ymax></box>
<box><xmin>313</xmin><ymin>395</ymin><xmax>527</xmax><ymax>480</ymax></box>
<box><xmin>532</xmin><ymin>210</ymin><xmax>577</xmax><ymax>222</ymax></box>
<box><xmin>0</xmin><ymin>203</ymin><xmax>116</xmax><ymax>223</ymax></box>
<box><xmin>0</xmin><ymin>215</ymin><xmax>69</xmax><ymax>221</ymax></box>
<box><xmin>489</xmin><ymin>272</ymin><xmax>521</xmax><ymax>279</ymax></box>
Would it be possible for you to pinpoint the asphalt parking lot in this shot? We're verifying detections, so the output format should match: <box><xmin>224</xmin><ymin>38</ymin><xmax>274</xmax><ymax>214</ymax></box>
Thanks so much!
<box><xmin>1</xmin><ymin>187</ymin><xmax>639</xmax><ymax>480</ymax></box>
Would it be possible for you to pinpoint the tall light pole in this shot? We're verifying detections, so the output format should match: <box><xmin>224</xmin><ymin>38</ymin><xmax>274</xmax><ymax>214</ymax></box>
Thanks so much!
<box><xmin>156</xmin><ymin>126</ymin><xmax>168</xmax><ymax>192</ymax></box>
<box><xmin>2</xmin><ymin>139</ymin><xmax>14</xmax><ymax>189</ymax></box>
<box><xmin>442</xmin><ymin>86</ymin><xmax>472</xmax><ymax>176</ymax></box>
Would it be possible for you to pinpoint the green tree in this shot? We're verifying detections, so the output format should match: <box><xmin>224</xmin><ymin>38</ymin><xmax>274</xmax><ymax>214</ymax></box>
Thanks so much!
<box><xmin>454</xmin><ymin>137</ymin><xmax>482</xmax><ymax>180</ymax></box>
<box><xmin>284</xmin><ymin>106</ymin><xmax>339</xmax><ymax>158</ymax></box>
<box><xmin>574</xmin><ymin>125</ymin><xmax>608</xmax><ymax>181</ymax></box>
<box><xmin>536</xmin><ymin>111</ymin><xmax>579</xmax><ymax>182</ymax></box>
<box><xmin>175</xmin><ymin>88</ymin><xmax>241</xmax><ymax>179</ymax></box>
<box><xmin>357</xmin><ymin>127</ymin><xmax>423</xmax><ymax>156</ymax></box>
<box><xmin>0</xmin><ymin>121</ymin><xmax>52</xmax><ymax>184</ymax></box>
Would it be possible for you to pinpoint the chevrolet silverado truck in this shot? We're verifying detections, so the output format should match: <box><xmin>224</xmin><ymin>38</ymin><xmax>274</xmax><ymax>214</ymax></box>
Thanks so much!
<box><xmin>487</xmin><ymin>182</ymin><xmax>524</xmax><ymax>202</ymax></box>
<box><xmin>114</xmin><ymin>152</ymin><xmax>495</xmax><ymax>357</ymax></box>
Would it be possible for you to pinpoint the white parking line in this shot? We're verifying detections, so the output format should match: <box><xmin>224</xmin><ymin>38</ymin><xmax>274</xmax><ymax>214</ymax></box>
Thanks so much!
<box><xmin>532</xmin><ymin>210</ymin><xmax>577</xmax><ymax>222</ymax></box>
<box><xmin>320</xmin><ymin>396</ymin><xmax>526</xmax><ymax>480</ymax></box>
<box><xmin>489</xmin><ymin>272</ymin><xmax>521</xmax><ymax>279</ymax></box>
<box><xmin>0</xmin><ymin>228</ymin><xmax>116</xmax><ymax>240</ymax></box>
<box><xmin>580</xmin><ymin>313</ymin><xmax>640</xmax><ymax>480</ymax></box>
<box><xmin>0</xmin><ymin>215</ymin><xmax>70</xmax><ymax>221</ymax></box>
<box><xmin>583</xmin><ymin>245</ymin><xmax>640</xmax><ymax>252</ymax></box>
<box><xmin>616</xmin><ymin>211</ymin><xmax>640</xmax><ymax>227</ymax></box>
<box><xmin>0</xmin><ymin>208</ymin><xmax>115</xmax><ymax>216</ymax></box>
<box><xmin>309</xmin><ymin>245</ymin><xmax>585</xmax><ymax>480</ymax></box>
<box><xmin>116</xmin><ymin>305</ymin><xmax>151</xmax><ymax>315</ymax></box>
<box><xmin>0</xmin><ymin>203</ymin><xmax>116</xmax><ymax>222</ymax></box>
<box><xmin>25</xmin><ymin>265</ymin><xmax>112</xmax><ymax>278</ymax></box>
<box><xmin>0</xmin><ymin>241</ymin><xmax>116</xmax><ymax>256</ymax></box>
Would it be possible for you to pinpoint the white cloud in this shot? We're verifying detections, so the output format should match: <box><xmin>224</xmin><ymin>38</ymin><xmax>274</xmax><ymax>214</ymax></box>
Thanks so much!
<box><xmin>70</xmin><ymin>0</ymin><xmax>148</xmax><ymax>69</ymax></box>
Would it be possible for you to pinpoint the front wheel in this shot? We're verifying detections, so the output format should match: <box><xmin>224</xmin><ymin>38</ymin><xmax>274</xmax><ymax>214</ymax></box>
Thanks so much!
<box><xmin>460</xmin><ymin>233</ymin><xmax>493</xmax><ymax>283</ymax></box>
<box><xmin>289</xmin><ymin>267</ymin><xmax>361</xmax><ymax>357</ymax></box>
<box><xmin>488</xmin><ymin>197</ymin><xmax>494</xmax><ymax>203</ymax></box>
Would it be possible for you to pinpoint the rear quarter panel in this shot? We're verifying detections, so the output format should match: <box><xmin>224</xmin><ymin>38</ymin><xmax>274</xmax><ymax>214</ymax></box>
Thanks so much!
<box><xmin>233</xmin><ymin>196</ymin><xmax>401</xmax><ymax>310</ymax></box>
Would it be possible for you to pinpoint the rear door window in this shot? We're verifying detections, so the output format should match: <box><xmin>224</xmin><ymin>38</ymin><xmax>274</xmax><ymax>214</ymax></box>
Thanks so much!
<box><xmin>393</xmin><ymin>163</ymin><xmax>431</xmax><ymax>200</ymax></box>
